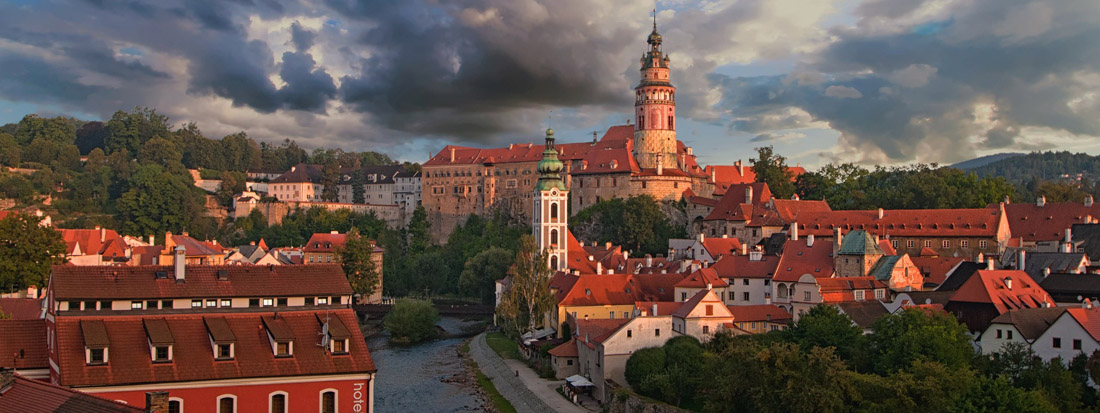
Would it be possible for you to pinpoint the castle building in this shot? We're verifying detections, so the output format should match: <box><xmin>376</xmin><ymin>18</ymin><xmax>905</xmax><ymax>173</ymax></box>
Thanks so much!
<box><xmin>422</xmin><ymin>21</ymin><xmax>713</xmax><ymax>243</ymax></box>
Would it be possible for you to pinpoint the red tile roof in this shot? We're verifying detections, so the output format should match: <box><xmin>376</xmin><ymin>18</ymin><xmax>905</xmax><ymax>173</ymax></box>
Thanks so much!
<box><xmin>0</xmin><ymin>320</ymin><xmax>47</xmax><ymax>369</ymax></box>
<box><xmin>910</xmin><ymin>256</ymin><xmax>966</xmax><ymax>285</ymax></box>
<box><xmin>674</xmin><ymin>268</ymin><xmax>728</xmax><ymax>288</ymax></box>
<box><xmin>999</xmin><ymin>201</ymin><xmax>1100</xmax><ymax>242</ymax></box>
<box><xmin>634</xmin><ymin>301</ymin><xmax>682</xmax><ymax>317</ymax></box>
<box><xmin>558</xmin><ymin>274</ymin><xmax>637</xmax><ymax>307</ymax></box>
<box><xmin>304</xmin><ymin>233</ymin><xmax>348</xmax><ymax>253</ymax></box>
<box><xmin>630</xmin><ymin>274</ymin><xmax>682</xmax><ymax>302</ymax></box>
<box><xmin>424</xmin><ymin>125</ymin><xmax>634</xmax><ymax>168</ymax></box>
<box><xmin>168</xmin><ymin>234</ymin><xmax>223</xmax><ymax>257</ymax></box>
<box><xmin>712</xmin><ymin>254</ymin><xmax>780</xmax><ymax>280</ymax></box>
<box><xmin>817</xmin><ymin>277</ymin><xmax>888</xmax><ymax>303</ymax></box>
<box><xmin>702</xmin><ymin>237</ymin><xmax>742</xmax><ymax>260</ymax></box>
<box><xmin>59</xmin><ymin>228</ymin><xmax>128</xmax><ymax>257</ymax></box>
<box><xmin>0</xmin><ymin>298</ymin><xmax>41</xmax><ymax>320</ymax></box>
<box><xmin>574</xmin><ymin>318</ymin><xmax>629</xmax><ymax>348</ymax></box>
<box><xmin>0</xmin><ymin>374</ymin><xmax>143</xmax><ymax>413</ymax></box>
<box><xmin>672</xmin><ymin>289</ymin><xmax>726</xmax><ymax>318</ymax></box>
<box><xmin>794</xmin><ymin>207</ymin><xmax>1004</xmax><ymax>237</ymax></box>
<box><xmin>949</xmin><ymin>270</ymin><xmax>1051</xmax><ymax>314</ymax></box>
<box><xmin>1067</xmin><ymin>308</ymin><xmax>1100</xmax><ymax>341</ymax></box>
<box><xmin>548</xmin><ymin>338</ymin><xmax>579</xmax><ymax>358</ymax></box>
<box><xmin>725</xmin><ymin>304</ymin><xmax>793</xmax><ymax>323</ymax></box>
<box><xmin>773</xmin><ymin>239</ymin><xmax>835</xmax><ymax>282</ymax></box>
<box><xmin>55</xmin><ymin>309</ymin><xmax>374</xmax><ymax>387</ymax></box>
<box><xmin>703</xmin><ymin>183</ymin><xmax>772</xmax><ymax>221</ymax></box>
<box><xmin>49</xmin><ymin>264</ymin><xmax>353</xmax><ymax>301</ymax></box>
<box><xmin>772</xmin><ymin>199</ymin><xmax>832</xmax><ymax>222</ymax></box>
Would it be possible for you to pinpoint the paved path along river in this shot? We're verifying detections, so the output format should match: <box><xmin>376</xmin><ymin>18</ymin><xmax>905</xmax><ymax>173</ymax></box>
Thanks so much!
<box><xmin>468</xmin><ymin>333</ymin><xmax>591</xmax><ymax>413</ymax></box>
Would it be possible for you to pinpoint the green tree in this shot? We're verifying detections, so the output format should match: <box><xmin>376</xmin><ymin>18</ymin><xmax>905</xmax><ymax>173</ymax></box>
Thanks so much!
<box><xmin>137</xmin><ymin>136</ymin><xmax>184</xmax><ymax>171</ymax></box>
<box><xmin>116</xmin><ymin>164</ymin><xmax>203</xmax><ymax>235</ymax></box>
<box><xmin>320</xmin><ymin>159</ymin><xmax>340</xmax><ymax>202</ymax></box>
<box><xmin>458</xmin><ymin>247</ymin><xmax>514</xmax><ymax>304</ymax></box>
<box><xmin>215</xmin><ymin>171</ymin><xmax>248</xmax><ymax>206</ymax></box>
<box><xmin>15</xmin><ymin>114</ymin><xmax>77</xmax><ymax>145</ymax></box>
<box><xmin>751</xmin><ymin>146</ymin><xmax>796</xmax><ymax>199</ymax></box>
<box><xmin>496</xmin><ymin>235</ymin><xmax>554</xmax><ymax>337</ymax></box>
<box><xmin>220</xmin><ymin>132</ymin><xmax>261</xmax><ymax>172</ymax></box>
<box><xmin>350</xmin><ymin>169</ymin><xmax>366</xmax><ymax>204</ymax></box>
<box><xmin>105</xmin><ymin>107</ymin><xmax>171</xmax><ymax>155</ymax></box>
<box><xmin>572</xmin><ymin>195</ymin><xmax>684</xmax><ymax>256</ymax></box>
<box><xmin>868</xmin><ymin>308</ymin><xmax>974</xmax><ymax>374</ymax></box>
<box><xmin>383</xmin><ymin>299</ymin><xmax>440</xmax><ymax>344</ymax></box>
<box><xmin>0</xmin><ymin>132</ymin><xmax>21</xmax><ymax>166</ymax></box>
<box><xmin>74</xmin><ymin>121</ymin><xmax>108</xmax><ymax>154</ymax></box>
<box><xmin>1035</xmin><ymin>181</ymin><xmax>1089</xmax><ymax>203</ymax></box>
<box><xmin>625</xmin><ymin>347</ymin><xmax>667</xmax><ymax>392</ymax></box>
<box><xmin>784</xmin><ymin>304</ymin><xmax>864</xmax><ymax>361</ymax></box>
<box><xmin>0</xmin><ymin>212</ymin><xmax>67</xmax><ymax>289</ymax></box>
<box><xmin>407</xmin><ymin>206</ymin><xmax>431</xmax><ymax>254</ymax></box>
<box><xmin>336</xmin><ymin>228</ymin><xmax>381</xmax><ymax>299</ymax></box>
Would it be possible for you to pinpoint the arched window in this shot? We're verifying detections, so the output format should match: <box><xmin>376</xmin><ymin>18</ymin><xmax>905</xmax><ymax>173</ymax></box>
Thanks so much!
<box><xmin>776</xmin><ymin>283</ymin><xmax>788</xmax><ymax>298</ymax></box>
<box><xmin>217</xmin><ymin>395</ymin><xmax>236</xmax><ymax>413</ymax></box>
<box><xmin>550</xmin><ymin>203</ymin><xmax>558</xmax><ymax>221</ymax></box>
<box><xmin>320</xmin><ymin>390</ymin><xmax>337</xmax><ymax>413</ymax></box>
<box><xmin>168</xmin><ymin>398</ymin><xmax>183</xmax><ymax>413</ymax></box>
<box><xmin>550</xmin><ymin>255</ymin><xmax>559</xmax><ymax>270</ymax></box>
<box><xmin>550</xmin><ymin>229</ymin><xmax>559</xmax><ymax>246</ymax></box>
<box><xmin>639</xmin><ymin>116</ymin><xmax>645</xmax><ymax>129</ymax></box>
<box><xmin>269</xmin><ymin>392</ymin><xmax>288</xmax><ymax>413</ymax></box>
<box><xmin>668</xmin><ymin>116</ymin><xmax>674</xmax><ymax>130</ymax></box>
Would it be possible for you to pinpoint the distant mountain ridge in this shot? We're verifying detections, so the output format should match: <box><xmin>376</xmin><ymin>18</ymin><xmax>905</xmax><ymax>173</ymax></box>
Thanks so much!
<box><xmin>964</xmin><ymin>151</ymin><xmax>1100</xmax><ymax>184</ymax></box>
<box><xmin>951</xmin><ymin>153</ymin><xmax>1025</xmax><ymax>170</ymax></box>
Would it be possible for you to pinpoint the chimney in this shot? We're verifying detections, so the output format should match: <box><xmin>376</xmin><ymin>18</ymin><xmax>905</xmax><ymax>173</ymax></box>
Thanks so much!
<box><xmin>686</xmin><ymin>147</ymin><xmax>693</xmax><ymax>156</ymax></box>
<box><xmin>579</xmin><ymin>241</ymin><xmax>585</xmax><ymax>247</ymax></box>
<box><xmin>605</xmin><ymin>242</ymin><xmax>612</xmax><ymax>249</ymax></box>
<box><xmin>98</xmin><ymin>227</ymin><xmax>106</xmax><ymax>242</ymax></box>
<box><xmin>791</xmin><ymin>221</ymin><xmax>799</xmax><ymax>241</ymax></box>
<box><xmin>1044</xmin><ymin>267</ymin><xmax>1051</xmax><ymax>278</ymax></box>
<box><xmin>736</xmin><ymin>160</ymin><xmax>744</xmax><ymax>176</ymax></box>
<box><xmin>834</xmin><ymin>228</ymin><xmax>844</xmax><ymax>256</ymax></box>
<box><xmin>986</xmin><ymin>257</ymin><xmax>995</xmax><ymax>270</ymax></box>
<box><xmin>722</xmin><ymin>234</ymin><xmax>728</xmax><ymax>238</ymax></box>
<box><xmin>1065</xmin><ymin>229</ymin><xmax>1074</xmax><ymax>253</ymax></box>
<box><xmin>1017</xmin><ymin>249</ymin><xmax>1026</xmax><ymax>272</ymax></box>
<box><xmin>1088</xmin><ymin>195</ymin><xmax>1095</xmax><ymax>207</ymax></box>
<box><xmin>145</xmin><ymin>391</ymin><xmax>169</xmax><ymax>413</ymax></box>
<box><xmin>698</xmin><ymin>233</ymin><xmax>705</xmax><ymax>243</ymax></box>
<box><xmin>291</xmin><ymin>165</ymin><xmax>296</xmax><ymax>172</ymax></box>
<box><xmin>593</xmin><ymin>131</ymin><xmax>598</xmax><ymax>144</ymax></box>
<box><xmin>596</xmin><ymin>262</ymin><xmax>602</xmax><ymax>274</ymax></box>
<box><xmin>749</xmin><ymin>249</ymin><xmax>763</xmax><ymax>262</ymax></box>
<box><xmin>706</xmin><ymin>283</ymin><xmax>713</xmax><ymax>291</ymax></box>
<box><xmin>1084</xmin><ymin>299</ymin><xmax>1092</xmax><ymax>309</ymax></box>
<box><xmin>791</xmin><ymin>193</ymin><xmax>799</xmax><ymax>201</ymax></box>
<box><xmin>691</xmin><ymin>262</ymin><xmax>700</xmax><ymax>273</ymax></box>
<box><xmin>652</xmin><ymin>303</ymin><xmax>658</xmax><ymax>316</ymax></box>
<box><xmin>741</xmin><ymin>243</ymin><xmax>748</xmax><ymax>255</ymax></box>
<box><xmin>623</xmin><ymin>250</ymin><xmax>630</xmax><ymax>260</ymax></box>
<box><xmin>807</xmin><ymin>234</ymin><xmax>815</xmax><ymax>247</ymax></box>
<box><xmin>1037</xmin><ymin>196</ymin><xmax>1046</xmax><ymax>207</ymax></box>
<box><xmin>657</xmin><ymin>158</ymin><xmax>663</xmax><ymax>176</ymax></box>
<box><xmin>710</xmin><ymin>168</ymin><xmax>716</xmax><ymax>183</ymax></box>
<box><xmin>174</xmin><ymin>245</ymin><xmax>186</xmax><ymax>282</ymax></box>
<box><xmin>26</xmin><ymin>285</ymin><xmax>37</xmax><ymax>299</ymax></box>
<box><xmin>646</xmin><ymin>254</ymin><xmax>653</xmax><ymax>268</ymax></box>
<box><xmin>1004</xmin><ymin>277</ymin><xmax>1013</xmax><ymax>290</ymax></box>
<box><xmin>745</xmin><ymin>186</ymin><xmax>753</xmax><ymax>205</ymax></box>
<box><xmin>449</xmin><ymin>147</ymin><xmax>455</xmax><ymax>162</ymax></box>
<box><xmin>877</xmin><ymin>208</ymin><xmax>884</xmax><ymax>220</ymax></box>
<box><xmin>148</xmin><ymin>234</ymin><xmax>155</xmax><ymax>245</ymax></box>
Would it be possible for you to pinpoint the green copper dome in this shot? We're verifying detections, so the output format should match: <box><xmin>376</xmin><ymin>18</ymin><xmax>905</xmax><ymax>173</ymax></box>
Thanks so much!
<box><xmin>535</xmin><ymin>127</ymin><xmax>566</xmax><ymax>191</ymax></box>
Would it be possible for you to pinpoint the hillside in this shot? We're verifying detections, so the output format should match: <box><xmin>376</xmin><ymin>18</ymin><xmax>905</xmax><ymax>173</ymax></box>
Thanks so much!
<box><xmin>950</xmin><ymin>152</ymin><xmax>1025</xmax><ymax>169</ymax></box>
<box><xmin>968</xmin><ymin>151</ymin><xmax>1100</xmax><ymax>184</ymax></box>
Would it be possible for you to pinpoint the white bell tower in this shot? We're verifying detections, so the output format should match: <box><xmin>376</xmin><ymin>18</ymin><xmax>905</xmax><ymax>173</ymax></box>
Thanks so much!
<box><xmin>533</xmin><ymin>127</ymin><xmax>568</xmax><ymax>271</ymax></box>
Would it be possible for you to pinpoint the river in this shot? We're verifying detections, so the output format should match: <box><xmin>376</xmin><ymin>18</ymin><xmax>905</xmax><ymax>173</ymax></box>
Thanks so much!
<box><xmin>364</xmin><ymin>317</ymin><xmax>487</xmax><ymax>413</ymax></box>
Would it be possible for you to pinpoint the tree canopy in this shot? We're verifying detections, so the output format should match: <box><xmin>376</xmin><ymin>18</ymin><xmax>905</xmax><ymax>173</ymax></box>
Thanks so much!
<box><xmin>0</xmin><ymin>212</ymin><xmax>67</xmax><ymax>289</ymax></box>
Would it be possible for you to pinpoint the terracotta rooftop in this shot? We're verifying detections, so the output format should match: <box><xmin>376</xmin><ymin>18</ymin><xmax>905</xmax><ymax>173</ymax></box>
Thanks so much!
<box><xmin>0</xmin><ymin>320</ymin><xmax>47</xmax><ymax>370</ymax></box>
<box><xmin>712</xmin><ymin>253</ymin><xmax>780</xmax><ymax>280</ymax></box>
<box><xmin>59</xmin><ymin>228</ymin><xmax>129</xmax><ymax>258</ymax></box>
<box><xmin>55</xmin><ymin>309</ymin><xmax>374</xmax><ymax>388</ymax></box>
<box><xmin>988</xmin><ymin>307</ymin><xmax>1068</xmax><ymax>341</ymax></box>
<box><xmin>674</xmin><ymin>268</ymin><xmax>728</xmax><ymax>288</ymax></box>
<box><xmin>0</xmin><ymin>298</ymin><xmax>41</xmax><ymax>320</ymax></box>
<box><xmin>548</xmin><ymin>338</ymin><xmax>579</xmax><ymax>358</ymax></box>
<box><xmin>725</xmin><ymin>304</ymin><xmax>793</xmax><ymax>323</ymax></box>
<box><xmin>703</xmin><ymin>183</ymin><xmax>772</xmax><ymax>221</ymax></box>
<box><xmin>574</xmin><ymin>318</ymin><xmax>629</xmax><ymax>349</ymax></box>
<box><xmin>773</xmin><ymin>239</ymin><xmax>834</xmax><ymax>283</ymax></box>
<box><xmin>948</xmin><ymin>270</ymin><xmax>1051</xmax><ymax>314</ymax></box>
<box><xmin>1000</xmin><ymin>200</ymin><xmax>1100</xmax><ymax>242</ymax></box>
<box><xmin>0</xmin><ymin>374</ymin><xmax>143</xmax><ymax>413</ymax></box>
<box><xmin>49</xmin><ymin>264</ymin><xmax>353</xmax><ymax>301</ymax></box>
<box><xmin>793</xmin><ymin>207</ymin><xmax>1004</xmax><ymax>237</ymax></box>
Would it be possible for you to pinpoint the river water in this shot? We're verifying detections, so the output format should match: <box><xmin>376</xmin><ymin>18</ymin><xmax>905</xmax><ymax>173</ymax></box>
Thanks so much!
<box><xmin>364</xmin><ymin>317</ymin><xmax>486</xmax><ymax>413</ymax></box>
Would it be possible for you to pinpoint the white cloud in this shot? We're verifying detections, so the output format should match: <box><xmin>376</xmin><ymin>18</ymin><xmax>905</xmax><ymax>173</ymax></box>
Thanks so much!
<box><xmin>825</xmin><ymin>85</ymin><xmax>862</xmax><ymax>98</ymax></box>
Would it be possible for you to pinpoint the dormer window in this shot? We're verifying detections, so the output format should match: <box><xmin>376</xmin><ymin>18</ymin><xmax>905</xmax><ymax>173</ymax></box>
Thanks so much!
<box><xmin>205</xmin><ymin>317</ymin><xmax>237</xmax><ymax>361</ymax></box>
<box><xmin>144</xmin><ymin>318</ymin><xmax>174</xmax><ymax>363</ymax></box>
<box><xmin>263</xmin><ymin>315</ymin><xmax>295</xmax><ymax>358</ymax></box>
<box><xmin>81</xmin><ymin>320</ymin><xmax>110</xmax><ymax>366</ymax></box>
<box><xmin>319</xmin><ymin>314</ymin><xmax>352</xmax><ymax>355</ymax></box>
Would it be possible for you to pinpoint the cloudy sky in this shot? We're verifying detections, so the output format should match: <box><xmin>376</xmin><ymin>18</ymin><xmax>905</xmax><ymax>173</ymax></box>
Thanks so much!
<box><xmin>0</xmin><ymin>0</ymin><xmax>1098</xmax><ymax>168</ymax></box>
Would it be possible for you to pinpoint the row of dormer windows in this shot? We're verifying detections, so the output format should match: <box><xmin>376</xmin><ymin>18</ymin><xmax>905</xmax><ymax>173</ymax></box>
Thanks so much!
<box><xmin>62</xmin><ymin>296</ymin><xmax>346</xmax><ymax>312</ymax></box>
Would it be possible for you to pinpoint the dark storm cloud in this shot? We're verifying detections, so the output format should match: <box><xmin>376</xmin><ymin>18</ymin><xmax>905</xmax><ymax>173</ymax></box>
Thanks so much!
<box><xmin>277</xmin><ymin>51</ymin><xmax>337</xmax><ymax>112</ymax></box>
<box><xmin>333</xmin><ymin>0</ymin><xmax>638</xmax><ymax>142</ymax></box>
<box><xmin>0</xmin><ymin>54</ymin><xmax>103</xmax><ymax>104</ymax></box>
<box><xmin>290</xmin><ymin>22</ymin><xmax>316</xmax><ymax>52</ymax></box>
<box><xmin>716</xmin><ymin>0</ymin><xmax>1100</xmax><ymax>163</ymax></box>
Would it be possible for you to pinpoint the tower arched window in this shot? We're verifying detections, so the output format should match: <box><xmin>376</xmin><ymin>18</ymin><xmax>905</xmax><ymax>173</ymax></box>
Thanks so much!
<box><xmin>668</xmin><ymin>116</ymin><xmax>674</xmax><ymax>130</ymax></box>
<box><xmin>639</xmin><ymin>116</ymin><xmax>645</xmax><ymax>129</ymax></box>
<box><xmin>550</xmin><ymin>229</ymin><xmax>559</xmax><ymax>247</ymax></box>
<box><xmin>550</xmin><ymin>255</ymin><xmax>559</xmax><ymax>270</ymax></box>
<box><xmin>550</xmin><ymin>203</ymin><xmax>559</xmax><ymax>222</ymax></box>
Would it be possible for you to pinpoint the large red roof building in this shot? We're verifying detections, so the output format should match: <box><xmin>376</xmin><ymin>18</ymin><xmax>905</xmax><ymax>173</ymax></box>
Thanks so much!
<box><xmin>43</xmin><ymin>262</ymin><xmax>376</xmax><ymax>413</ymax></box>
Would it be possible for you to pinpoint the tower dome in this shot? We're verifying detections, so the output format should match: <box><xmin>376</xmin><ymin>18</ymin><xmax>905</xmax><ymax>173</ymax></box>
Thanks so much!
<box><xmin>535</xmin><ymin>127</ymin><xmax>566</xmax><ymax>191</ymax></box>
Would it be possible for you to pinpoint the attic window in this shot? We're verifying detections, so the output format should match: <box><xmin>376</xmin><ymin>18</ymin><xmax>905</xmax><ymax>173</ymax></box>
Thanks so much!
<box><xmin>205</xmin><ymin>317</ymin><xmax>237</xmax><ymax>361</ymax></box>
<box><xmin>144</xmin><ymin>319</ymin><xmax>174</xmax><ymax>363</ymax></box>
<box><xmin>585</xmin><ymin>289</ymin><xmax>592</xmax><ymax>296</ymax></box>
<box><xmin>263</xmin><ymin>315</ymin><xmax>295</xmax><ymax>358</ymax></box>
<box><xmin>217</xmin><ymin>270</ymin><xmax>229</xmax><ymax>281</ymax></box>
<box><xmin>155</xmin><ymin>271</ymin><xmax>168</xmax><ymax>279</ymax></box>
<box><xmin>82</xmin><ymin>320</ymin><xmax>110</xmax><ymax>366</ymax></box>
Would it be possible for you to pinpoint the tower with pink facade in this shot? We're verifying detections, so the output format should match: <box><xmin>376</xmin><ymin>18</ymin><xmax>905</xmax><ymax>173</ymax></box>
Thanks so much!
<box><xmin>633</xmin><ymin>18</ymin><xmax>678</xmax><ymax>171</ymax></box>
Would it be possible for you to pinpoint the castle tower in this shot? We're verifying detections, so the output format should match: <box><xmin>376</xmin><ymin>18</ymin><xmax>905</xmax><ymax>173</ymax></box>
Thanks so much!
<box><xmin>533</xmin><ymin>127</ymin><xmax>568</xmax><ymax>271</ymax></box>
<box><xmin>632</xmin><ymin>16</ymin><xmax>678</xmax><ymax>171</ymax></box>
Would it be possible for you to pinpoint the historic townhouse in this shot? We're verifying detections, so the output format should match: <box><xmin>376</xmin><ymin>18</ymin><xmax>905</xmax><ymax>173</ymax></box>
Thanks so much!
<box><xmin>43</xmin><ymin>261</ymin><xmax>376</xmax><ymax>413</ymax></box>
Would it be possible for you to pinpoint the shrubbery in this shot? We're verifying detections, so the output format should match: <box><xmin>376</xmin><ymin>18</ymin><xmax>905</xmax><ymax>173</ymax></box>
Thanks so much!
<box><xmin>383</xmin><ymin>299</ymin><xmax>440</xmax><ymax>344</ymax></box>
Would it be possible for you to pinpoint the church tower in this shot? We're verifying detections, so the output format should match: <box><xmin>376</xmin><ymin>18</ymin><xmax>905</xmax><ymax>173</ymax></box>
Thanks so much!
<box><xmin>533</xmin><ymin>127</ymin><xmax>568</xmax><ymax>271</ymax></box>
<box><xmin>632</xmin><ymin>15</ymin><xmax>678</xmax><ymax>171</ymax></box>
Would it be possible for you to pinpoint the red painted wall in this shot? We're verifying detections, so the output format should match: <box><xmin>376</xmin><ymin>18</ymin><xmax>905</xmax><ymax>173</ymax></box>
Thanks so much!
<box><xmin>88</xmin><ymin>377</ymin><xmax>371</xmax><ymax>413</ymax></box>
